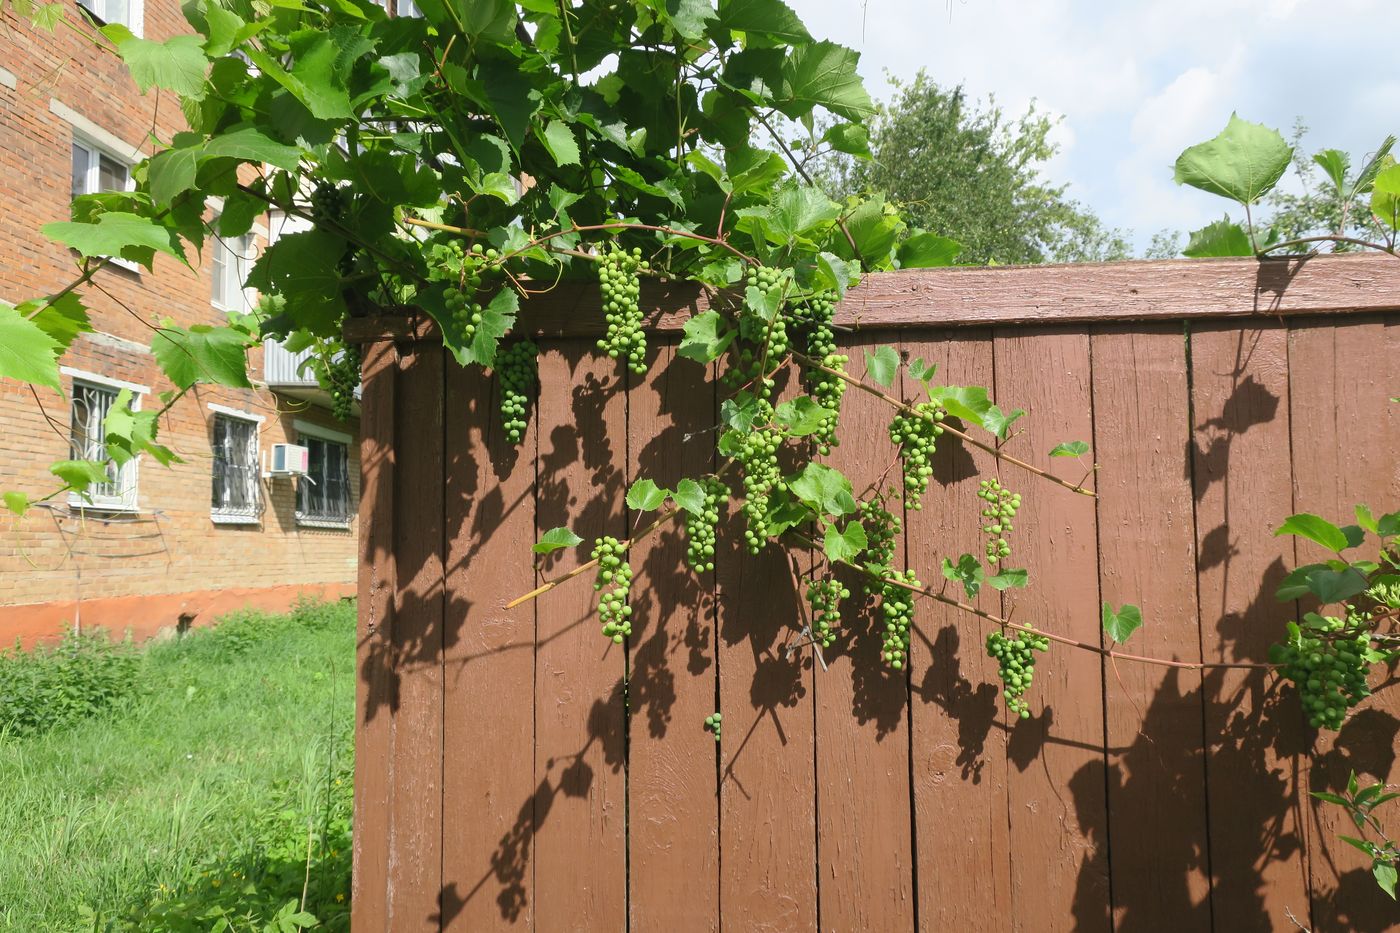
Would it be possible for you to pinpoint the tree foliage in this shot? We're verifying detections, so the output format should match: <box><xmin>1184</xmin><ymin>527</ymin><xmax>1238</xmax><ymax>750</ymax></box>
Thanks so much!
<box><xmin>809</xmin><ymin>71</ymin><xmax>1129</xmax><ymax>265</ymax></box>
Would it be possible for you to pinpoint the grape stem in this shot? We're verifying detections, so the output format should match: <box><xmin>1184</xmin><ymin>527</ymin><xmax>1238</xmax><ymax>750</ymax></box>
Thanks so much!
<box><xmin>505</xmin><ymin>461</ymin><xmax>734</xmax><ymax>610</ymax></box>
<box><xmin>794</xmin><ymin>533</ymin><xmax>1275</xmax><ymax>672</ymax></box>
<box><xmin>790</xmin><ymin>351</ymin><xmax>1097</xmax><ymax>498</ymax></box>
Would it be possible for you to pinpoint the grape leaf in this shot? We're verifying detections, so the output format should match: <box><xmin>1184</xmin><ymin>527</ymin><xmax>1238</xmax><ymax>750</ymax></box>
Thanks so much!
<box><xmin>788</xmin><ymin>462</ymin><xmax>856</xmax><ymax>516</ymax></box>
<box><xmin>1173</xmin><ymin>114</ymin><xmax>1292</xmax><ymax>204</ymax></box>
<box><xmin>1183</xmin><ymin>217</ymin><xmax>1253</xmax><ymax>257</ymax></box>
<box><xmin>823</xmin><ymin>520</ymin><xmax>867</xmax><ymax>563</ymax></box>
<box><xmin>1049</xmin><ymin>441</ymin><xmax>1090</xmax><ymax>458</ymax></box>
<box><xmin>103</xmin><ymin>27</ymin><xmax>209</xmax><ymax>100</ymax></box>
<box><xmin>897</xmin><ymin>232</ymin><xmax>961</xmax><ymax>268</ymax></box>
<box><xmin>773</xmin><ymin>396</ymin><xmax>832</xmax><ymax>436</ymax></box>
<box><xmin>983</xmin><ymin>405</ymin><xmax>1025</xmax><ymax>440</ymax></box>
<box><xmin>50</xmin><ymin>460</ymin><xmax>112</xmax><ymax>495</ymax></box>
<box><xmin>43</xmin><ymin>212</ymin><xmax>187</xmax><ymax>269</ymax></box>
<box><xmin>3</xmin><ymin>491</ymin><xmax>30</xmax><ymax>517</ymax></box>
<box><xmin>151</xmin><ymin>324</ymin><xmax>253</xmax><ymax>389</ymax></box>
<box><xmin>987</xmin><ymin>568</ymin><xmax>1028</xmax><ymax>591</ymax></box>
<box><xmin>538</xmin><ymin>121</ymin><xmax>581</xmax><ymax>168</ymax></box>
<box><xmin>672</xmin><ymin>478</ymin><xmax>705</xmax><ymax>515</ymax></box>
<box><xmin>626</xmin><ymin>478</ymin><xmax>669</xmax><ymax>512</ymax></box>
<box><xmin>678</xmin><ymin>310</ymin><xmax>736</xmax><ymax>363</ymax></box>
<box><xmin>942</xmin><ymin>553</ymin><xmax>984</xmax><ymax>600</ymax></box>
<box><xmin>533</xmin><ymin>526</ymin><xmax>583</xmax><ymax>554</ymax></box>
<box><xmin>1275</xmin><ymin>513</ymin><xmax>1350</xmax><ymax>552</ymax></box>
<box><xmin>863</xmin><ymin>345</ymin><xmax>898</xmax><ymax>387</ymax></box>
<box><xmin>0</xmin><ymin>303</ymin><xmax>63</xmax><ymax>390</ymax></box>
<box><xmin>1102</xmin><ymin>602</ymin><xmax>1143</xmax><ymax>644</ymax></box>
<box><xmin>778</xmin><ymin>40</ymin><xmax>873</xmax><ymax>121</ymax></box>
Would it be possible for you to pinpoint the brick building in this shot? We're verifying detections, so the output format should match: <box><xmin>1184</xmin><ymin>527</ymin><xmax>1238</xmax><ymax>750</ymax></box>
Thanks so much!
<box><xmin>0</xmin><ymin>1</ymin><xmax>359</xmax><ymax>645</ymax></box>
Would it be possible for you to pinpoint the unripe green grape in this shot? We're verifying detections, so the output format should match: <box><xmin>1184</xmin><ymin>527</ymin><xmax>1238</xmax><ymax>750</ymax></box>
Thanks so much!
<box><xmin>889</xmin><ymin>403</ymin><xmax>945</xmax><ymax>508</ymax></box>
<box><xmin>986</xmin><ymin>627</ymin><xmax>1049</xmax><ymax>717</ymax></box>
<box><xmin>878</xmin><ymin>569</ymin><xmax>920</xmax><ymax>669</ymax></box>
<box><xmin>1273</xmin><ymin>613</ymin><xmax>1375</xmax><ymax>730</ymax></box>
<box><xmin>977</xmin><ymin>478</ymin><xmax>1021</xmax><ymax>564</ymax></box>
<box><xmin>806</xmin><ymin>575</ymin><xmax>849</xmax><ymax>648</ymax></box>
<box><xmin>598</xmin><ymin>245</ymin><xmax>650</xmax><ymax>374</ymax></box>
<box><xmin>495</xmin><ymin>340</ymin><xmax>538</xmax><ymax>446</ymax></box>
<box><xmin>591</xmin><ymin>536</ymin><xmax>634</xmax><ymax>641</ymax></box>
<box><xmin>684</xmin><ymin>476</ymin><xmax>728</xmax><ymax>572</ymax></box>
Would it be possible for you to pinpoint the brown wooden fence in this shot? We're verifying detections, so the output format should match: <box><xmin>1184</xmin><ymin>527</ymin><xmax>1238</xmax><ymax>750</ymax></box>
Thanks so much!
<box><xmin>349</xmin><ymin>254</ymin><xmax>1399</xmax><ymax>932</ymax></box>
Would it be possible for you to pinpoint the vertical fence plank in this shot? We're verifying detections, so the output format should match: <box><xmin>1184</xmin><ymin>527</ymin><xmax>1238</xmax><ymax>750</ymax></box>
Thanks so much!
<box><xmin>1190</xmin><ymin>322</ymin><xmax>1311</xmax><ymax>930</ymax></box>
<box><xmin>993</xmin><ymin>328</ymin><xmax>1110</xmax><ymax>933</ymax></box>
<box><xmin>901</xmin><ymin>329</ymin><xmax>1014</xmax><ymax>930</ymax></box>
<box><xmin>354</xmin><ymin>338</ymin><xmax>398</xmax><ymax>930</ymax></box>
<box><xmin>814</xmin><ymin>330</ymin><xmax>915</xmax><ymax>932</ymax></box>
<box><xmin>1090</xmin><ymin>325</ymin><xmax>1212</xmax><ymax>927</ymax></box>
<box><xmin>532</xmin><ymin>342</ymin><xmax>627</xmax><ymax>932</ymax></box>
<box><xmin>717</xmin><ymin>371</ymin><xmax>817</xmax><ymax>932</ymax></box>
<box><xmin>1288</xmin><ymin>316</ymin><xmax>1400</xmax><ymax>931</ymax></box>
<box><xmin>388</xmin><ymin>342</ymin><xmax>446</xmax><ymax>931</ymax></box>
<box><xmin>626</xmin><ymin>340</ymin><xmax>720</xmax><ymax>932</ymax></box>
<box><xmin>441</xmin><ymin>358</ymin><xmax>537</xmax><ymax>930</ymax></box>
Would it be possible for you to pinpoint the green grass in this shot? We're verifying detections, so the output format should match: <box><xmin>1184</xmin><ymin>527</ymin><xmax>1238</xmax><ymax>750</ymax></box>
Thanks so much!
<box><xmin>0</xmin><ymin>599</ymin><xmax>355</xmax><ymax>932</ymax></box>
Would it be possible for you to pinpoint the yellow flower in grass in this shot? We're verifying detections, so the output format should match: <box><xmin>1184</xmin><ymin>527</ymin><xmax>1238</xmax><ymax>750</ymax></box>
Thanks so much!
<box><xmin>336</xmin><ymin>893</ymin><xmax>346</xmax><ymax>903</ymax></box>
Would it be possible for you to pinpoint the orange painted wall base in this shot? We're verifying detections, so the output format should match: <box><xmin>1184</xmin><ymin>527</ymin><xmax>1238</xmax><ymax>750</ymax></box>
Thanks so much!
<box><xmin>0</xmin><ymin>582</ymin><xmax>356</xmax><ymax>649</ymax></box>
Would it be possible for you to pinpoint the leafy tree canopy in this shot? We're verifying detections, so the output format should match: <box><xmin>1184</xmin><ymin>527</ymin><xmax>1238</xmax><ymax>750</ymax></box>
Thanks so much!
<box><xmin>808</xmin><ymin>70</ymin><xmax>1129</xmax><ymax>265</ymax></box>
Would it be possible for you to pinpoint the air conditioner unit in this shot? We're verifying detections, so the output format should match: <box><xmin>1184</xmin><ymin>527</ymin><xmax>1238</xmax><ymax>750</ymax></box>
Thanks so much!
<box><xmin>268</xmin><ymin>443</ymin><xmax>310</xmax><ymax>476</ymax></box>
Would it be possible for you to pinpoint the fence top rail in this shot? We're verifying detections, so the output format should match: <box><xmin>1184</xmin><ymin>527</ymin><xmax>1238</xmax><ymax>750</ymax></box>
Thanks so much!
<box><xmin>345</xmin><ymin>252</ymin><xmax>1400</xmax><ymax>344</ymax></box>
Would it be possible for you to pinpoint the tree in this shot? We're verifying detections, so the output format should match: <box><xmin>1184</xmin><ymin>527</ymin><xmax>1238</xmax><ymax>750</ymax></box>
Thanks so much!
<box><xmin>810</xmin><ymin>71</ymin><xmax>1129</xmax><ymax>265</ymax></box>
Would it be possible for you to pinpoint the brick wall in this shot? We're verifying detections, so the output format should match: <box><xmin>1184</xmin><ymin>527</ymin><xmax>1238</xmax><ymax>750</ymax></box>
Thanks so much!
<box><xmin>0</xmin><ymin>2</ymin><xmax>359</xmax><ymax>641</ymax></box>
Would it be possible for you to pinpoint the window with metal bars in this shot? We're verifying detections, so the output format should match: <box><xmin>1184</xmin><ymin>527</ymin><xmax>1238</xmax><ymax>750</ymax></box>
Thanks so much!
<box><xmin>69</xmin><ymin>382</ymin><xmax>138</xmax><ymax>510</ymax></box>
<box><xmin>296</xmin><ymin>435</ymin><xmax>352</xmax><ymax>527</ymax></box>
<box><xmin>211</xmin><ymin>415</ymin><xmax>260</xmax><ymax>522</ymax></box>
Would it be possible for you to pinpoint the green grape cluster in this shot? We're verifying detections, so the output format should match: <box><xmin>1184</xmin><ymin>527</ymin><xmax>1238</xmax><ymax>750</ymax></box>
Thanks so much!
<box><xmin>1275</xmin><ymin>614</ymin><xmax>1373</xmax><ymax>730</ymax></box>
<box><xmin>309</xmin><ymin>182</ymin><xmax>345</xmax><ymax>225</ymax></box>
<box><xmin>859</xmin><ymin>497</ymin><xmax>902</xmax><ymax>590</ymax></box>
<box><xmin>729</xmin><ymin>266</ymin><xmax>790</xmax><ymax>398</ymax></box>
<box><xmin>978</xmin><ymin>478</ymin><xmax>1021</xmax><ymax>564</ymax></box>
<box><xmin>790</xmin><ymin>294</ymin><xmax>847</xmax><ymax>454</ymax></box>
<box><xmin>986</xmin><ymin>627</ymin><xmax>1049</xmax><ymax>718</ymax></box>
<box><xmin>441</xmin><ymin>244</ymin><xmax>497</xmax><ymax>344</ymax></box>
<box><xmin>496</xmin><ymin>340</ymin><xmax>538</xmax><ymax>446</ymax></box>
<box><xmin>684</xmin><ymin>476</ymin><xmax>727</xmax><ymax>572</ymax></box>
<box><xmin>703</xmin><ymin>711</ymin><xmax>723</xmax><ymax>742</ymax></box>
<box><xmin>878</xmin><ymin>569</ymin><xmax>920</xmax><ymax>669</ymax></box>
<box><xmin>325</xmin><ymin>341</ymin><xmax>360</xmax><ymax>422</ymax></box>
<box><xmin>889</xmin><ymin>403</ymin><xmax>946</xmax><ymax>508</ymax></box>
<box><xmin>806</xmin><ymin>575</ymin><xmax>848</xmax><ymax>648</ymax></box>
<box><xmin>591</xmin><ymin>536</ymin><xmax>633</xmax><ymax>643</ymax></box>
<box><xmin>737</xmin><ymin>404</ymin><xmax>782</xmax><ymax>554</ymax></box>
<box><xmin>597</xmin><ymin>246</ymin><xmax>649</xmax><ymax>374</ymax></box>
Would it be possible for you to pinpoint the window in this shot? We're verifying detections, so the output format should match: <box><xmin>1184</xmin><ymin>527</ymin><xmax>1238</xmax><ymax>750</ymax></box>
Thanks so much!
<box><xmin>76</xmin><ymin>0</ymin><xmax>141</xmax><ymax>33</ymax></box>
<box><xmin>69</xmin><ymin>381</ymin><xmax>139</xmax><ymax>510</ymax></box>
<box><xmin>396</xmin><ymin>0</ymin><xmax>420</xmax><ymax>16</ymax></box>
<box><xmin>72</xmin><ymin>138</ymin><xmax>138</xmax><ymax>271</ymax></box>
<box><xmin>211</xmin><ymin>233</ymin><xmax>254</xmax><ymax>310</ymax></box>
<box><xmin>212</xmin><ymin>413</ymin><xmax>261</xmax><ymax>523</ymax></box>
<box><xmin>71</xmin><ymin>139</ymin><xmax>131</xmax><ymax>199</ymax></box>
<box><xmin>296</xmin><ymin>435</ymin><xmax>352</xmax><ymax>527</ymax></box>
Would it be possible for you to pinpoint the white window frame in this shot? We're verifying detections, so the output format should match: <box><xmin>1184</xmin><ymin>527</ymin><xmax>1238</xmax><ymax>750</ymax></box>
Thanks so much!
<box><xmin>76</xmin><ymin>0</ymin><xmax>143</xmax><ymax>35</ymax></box>
<box><xmin>71</xmin><ymin>135</ymin><xmax>139</xmax><ymax>273</ymax></box>
<box><xmin>294</xmin><ymin>421</ymin><xmax>354</xmax><ymax>529</ymax></box>
<box><xmin>211</xmin><ymin>231</ymin><xmax>255</xmax><ymax>312</ymax></box>
<box><xmin>210</xmin><ymin>405</ymin><xmax>265</xmax><ymax>525</ymax></box>
<box><xmin>64</xmin><ymin>369</ymin><xmax>149</xmax><ymax>512</ymax></box>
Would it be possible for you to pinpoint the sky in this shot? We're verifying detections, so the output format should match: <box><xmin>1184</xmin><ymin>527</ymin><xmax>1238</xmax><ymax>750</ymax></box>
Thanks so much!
<box><xmin>786</xmin><ymin>0</ymin><xmax>1400</xmax><ymax>253</ymax></box>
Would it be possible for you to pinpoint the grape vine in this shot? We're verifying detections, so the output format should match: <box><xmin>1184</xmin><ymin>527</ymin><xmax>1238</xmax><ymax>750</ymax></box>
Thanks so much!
<box><xmin>987</xmin><ymin>627</ymin><xmax>1049</xmax><ymax>718</ymax></box>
